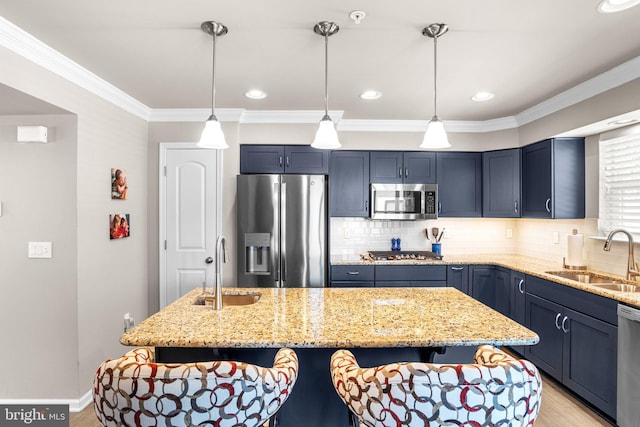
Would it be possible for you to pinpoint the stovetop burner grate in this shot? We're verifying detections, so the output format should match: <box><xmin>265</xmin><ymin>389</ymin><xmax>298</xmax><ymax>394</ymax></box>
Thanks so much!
<box><xmin>367</xmin><ymin>250</ymin><xmax>443</xmax><ymax>261</ymax></box>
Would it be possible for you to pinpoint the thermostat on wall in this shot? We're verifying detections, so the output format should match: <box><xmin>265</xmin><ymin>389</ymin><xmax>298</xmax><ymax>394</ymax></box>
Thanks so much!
<box><xmin>17</xmin><ymin>126</ymin><xmax>48</xmax><ymax>143</ymax></box>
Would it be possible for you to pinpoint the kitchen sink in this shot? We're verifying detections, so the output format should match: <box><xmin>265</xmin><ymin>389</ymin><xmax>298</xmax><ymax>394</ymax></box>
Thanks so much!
<box><xmin>590</xmin><ymin>283</ymin><xmax>640</xmax><ymax>293</ymax></box>
<box><xmin>545</xmin><ymin>271</ymin><xmax>625</xmax><ymax>284</ymax></box>
<box><xmin>193</xmin><ymin>292</ymin><xmax>261</xmax><ymax>307</ymax></box>
<box><xmin>546</xmin><ymin>271</ymin><xmax>640</xmax><ymax>292</ymax></box>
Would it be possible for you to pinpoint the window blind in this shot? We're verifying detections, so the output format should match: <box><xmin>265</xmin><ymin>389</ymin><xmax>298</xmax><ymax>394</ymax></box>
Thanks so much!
<box><xmin>599</xmin><ymin>133</ymin><xmax>640</xmax><ymax>238</ymax></box>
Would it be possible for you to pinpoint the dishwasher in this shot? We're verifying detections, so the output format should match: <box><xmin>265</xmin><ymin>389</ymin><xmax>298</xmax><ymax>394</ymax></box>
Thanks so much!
<box><xmin>618</xmin><ymin>304</ymin><xmax>640</xmax><ymax>427</ymax></box>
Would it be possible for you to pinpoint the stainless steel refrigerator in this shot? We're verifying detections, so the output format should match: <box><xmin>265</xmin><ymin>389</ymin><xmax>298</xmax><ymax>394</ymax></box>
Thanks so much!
<box><xmin>236</xmin><ymin>174</ymin><xmax>327</xmax><ymax>287</ymax></box>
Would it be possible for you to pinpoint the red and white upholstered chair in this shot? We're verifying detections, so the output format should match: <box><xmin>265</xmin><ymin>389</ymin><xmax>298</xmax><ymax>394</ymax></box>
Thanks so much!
<box><xmin>94</xmin><ymin>347</ymin><xmax>298</xmax><ymax>427</ymax></box>
<box><xmin>330</xmin><ymin>345</ymin><xmax>542</xmax><ymax>426</ymax></box>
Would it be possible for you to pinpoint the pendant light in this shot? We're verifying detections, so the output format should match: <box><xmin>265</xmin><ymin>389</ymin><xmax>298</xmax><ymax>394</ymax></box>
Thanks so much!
<box><xmin>197</xmin><ymin>21</ymin><xmax>229</xmax><ymax>149</ymax></box>
<box><xmin>420</xmin><ymin>23</ymin><xmax>451</xmax><ymax>149</ymax></box>
<box><xmin>312</xmin><ymin>21</ymin><xmax>341</xmax><ymax>150</ymax></box>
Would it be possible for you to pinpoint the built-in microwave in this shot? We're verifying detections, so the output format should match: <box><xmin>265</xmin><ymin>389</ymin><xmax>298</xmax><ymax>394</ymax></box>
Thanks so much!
<box><xmin>370</xmin><ymin>183</ymin><xmax>438</xmax><ymax>220</ymax></box>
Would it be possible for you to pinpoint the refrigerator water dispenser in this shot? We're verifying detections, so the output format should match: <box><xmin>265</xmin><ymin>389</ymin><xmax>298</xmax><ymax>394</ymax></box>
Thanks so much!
<box><xmin>245</xmin><ymin>233</ymin><xmax>271</xmax><ymax>274</ymax></box>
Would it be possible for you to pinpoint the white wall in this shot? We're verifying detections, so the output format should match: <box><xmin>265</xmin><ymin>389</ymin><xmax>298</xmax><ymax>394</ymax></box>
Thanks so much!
<box><xmin>0</xmin><ymin>46</ymin><xmax>148</xmax><ymax>403</ymax></box>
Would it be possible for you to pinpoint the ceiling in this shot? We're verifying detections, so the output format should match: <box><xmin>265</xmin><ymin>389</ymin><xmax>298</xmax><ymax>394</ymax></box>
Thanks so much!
<box><xmin>1</xmin><ymin>0</ymin><xmax>640</xmax><ymax>127</ymax></box>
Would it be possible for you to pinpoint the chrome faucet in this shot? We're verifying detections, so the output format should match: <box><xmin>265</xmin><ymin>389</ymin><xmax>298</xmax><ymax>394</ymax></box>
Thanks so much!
<box><xmin>214</xmin><ymin>235</ymin><xmax>227</xmax><ymax>310</ymax></box>
<box><xmin>603</xmin><ymin>229</ymin><xmax>640</xmax><ymax>281</ymax></box>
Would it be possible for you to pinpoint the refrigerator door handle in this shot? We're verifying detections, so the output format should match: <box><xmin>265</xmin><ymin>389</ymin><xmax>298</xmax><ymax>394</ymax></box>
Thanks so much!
<box><xmin>280</xmin><ymin>182</ymin><xmax>287</xmax><ymax>286</ymax></box>
<box><xmin>274</xmin><ymin>181</ymin><xmax>281</xmax><ymax>283</ymax></box>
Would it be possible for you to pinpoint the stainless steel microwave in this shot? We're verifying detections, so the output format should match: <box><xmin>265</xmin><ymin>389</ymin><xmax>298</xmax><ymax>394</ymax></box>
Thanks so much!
<box><xmin>370</xmin><ymin>183</ymin><xmax>438</xmax><ymax>220</ymax></box>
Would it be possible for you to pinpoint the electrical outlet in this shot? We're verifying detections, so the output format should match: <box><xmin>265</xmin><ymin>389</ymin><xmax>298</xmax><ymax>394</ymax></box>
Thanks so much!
<box><xmin>124</xmin><ymin>313</ymin><xmax>135</xmax><ymax>332</ymax></box>
<box><xmin>506</xmin><ymin>228</ymin><xmax>513</xmax><ymax>239</ymax></box>
<box><xmin>553</xmin><ymin>231</ymin><xmax>560</xmax><ymax>244</ymax></box>
<box><xmin>344</xmin><ymin>227</ymin><xmax>351</xmax><ymax>239</ymax></box>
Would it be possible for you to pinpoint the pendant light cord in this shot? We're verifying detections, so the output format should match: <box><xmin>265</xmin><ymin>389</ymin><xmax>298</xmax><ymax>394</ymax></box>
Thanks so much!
<box><xmin>433</xmin><ymin>34</ymin><xmax>438</xmax><ymax>117</ymax></box>
<box><xmin>210</xmin><ymin>30</ymin><xmax>217</xmax><ymax>117</ymax></box>
<box><xmin>323</xmin><ymin>31</ymin><xmax>329</xmax><ymax>118</ymax></box>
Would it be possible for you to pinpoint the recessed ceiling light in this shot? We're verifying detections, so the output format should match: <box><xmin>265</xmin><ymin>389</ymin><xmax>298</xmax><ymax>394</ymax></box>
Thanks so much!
<box><xmin>597</xmin><ymin>0</ymin><xmax>640</xmax><ymax>13</ymax></box>
<box><xmin>245</xmin><ymin>89</ymin><xmax>267</xmax><ymax>99</ymax></box>
<box><xmin>360</xmin><ymin>90</ymin><xmax>382</xmax><ymax>100</ymax></box>
<box><xmin>471</xmin><ymin>91</ymin><xmax>495</xmax><ymax>102</ymax></box>
<box><xmin>608</xmin><ymin>118</ymin><xmax>638</xmax><ymax>126</ymax></box>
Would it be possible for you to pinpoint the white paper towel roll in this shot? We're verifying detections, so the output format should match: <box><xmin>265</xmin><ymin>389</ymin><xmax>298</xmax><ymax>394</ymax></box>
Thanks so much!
<box><xmin>567</xmin><ymin>233</ymin><xmax>584</xmax><ymax>267</ymax></box>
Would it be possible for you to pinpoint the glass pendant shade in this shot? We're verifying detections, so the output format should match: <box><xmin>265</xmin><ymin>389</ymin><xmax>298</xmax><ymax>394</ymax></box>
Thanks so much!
<box><xmin>312</xmin><ymin>116</ymin><xmax>341</xmax><ymax>149</ymax></box>
<box><xmin>197</xmin><ymin>115</ymin><xmax>228</xmax><ymax>149</ymax></box>
<box><xmin>420</xmin><ymin>115</ymin><xmax>451</xmax><ymax>149</ymax></box>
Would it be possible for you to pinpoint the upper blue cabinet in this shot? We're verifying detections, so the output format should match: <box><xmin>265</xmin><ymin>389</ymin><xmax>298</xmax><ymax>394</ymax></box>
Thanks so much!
<box><xmin>521</xmin><ymin>138</ymin><xmax>585</xmax><ymax>219</ymax></box>
<box><xmin>436</xmin><ymin>152</ymin><xmax>482</xmax><ymax>217</ymax></box>
<box><xmin>482</xmin><ymin>148</ymin><xmax>522</xmax><ymax>218</ymax></box>
<box><xmin>240</xmin><ymin>145</ymin><xmax>329</xmax><ymax>174</ymax></box>
<box><xmin>370</xmin><ymin>151</ymin><xmax>436</xmax><ymax>184</ymax></box>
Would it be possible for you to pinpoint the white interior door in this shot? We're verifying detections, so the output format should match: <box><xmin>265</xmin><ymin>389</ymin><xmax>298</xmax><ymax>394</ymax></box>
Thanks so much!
<box><xmin>159</xmin><ymin>143</ymin><xmax>221</xmax><ymax>308</ymax></box>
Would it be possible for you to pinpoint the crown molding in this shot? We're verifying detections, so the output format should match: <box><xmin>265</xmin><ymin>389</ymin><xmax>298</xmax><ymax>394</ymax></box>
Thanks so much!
<box><xmin>2</xmin><ymin>16</ymin><xmax>639</xmax><ymax>133</ymax></box>
<box><xmin>0</xmin><ymin>17</ymin><xmax>151</xmax><ymax>120</ymax></box>
<box><xmin>514</xmin><ymin>55</ymin><xmax>640</xmax><ymax>126</ymax></box>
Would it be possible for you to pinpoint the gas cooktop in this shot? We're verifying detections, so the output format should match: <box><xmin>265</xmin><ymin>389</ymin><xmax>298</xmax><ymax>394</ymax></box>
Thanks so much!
<box><xmin>366</xmin><ymin>250</ymin><xmax>443</xmax><ymax>261</ymax></box>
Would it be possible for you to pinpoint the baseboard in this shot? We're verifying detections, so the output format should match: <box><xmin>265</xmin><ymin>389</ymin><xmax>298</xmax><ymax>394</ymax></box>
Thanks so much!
<box><xmin>0</xmin><ymin>389</ymin><xmax>93</xmax><ymax>413</ymax></box>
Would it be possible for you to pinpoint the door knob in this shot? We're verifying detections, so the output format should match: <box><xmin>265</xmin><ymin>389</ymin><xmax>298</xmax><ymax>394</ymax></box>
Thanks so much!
<box><xmin>205</xmin><ymin>257</ymin><xmax>214</xmax><ymax>264</ymax></box>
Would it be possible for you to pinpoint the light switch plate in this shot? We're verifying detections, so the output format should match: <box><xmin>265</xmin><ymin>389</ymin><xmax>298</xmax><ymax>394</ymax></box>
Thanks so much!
<box><xmin>28</xmin><ymin>241</ymin><xmax>52</xmax><ymax>258</ymax></box>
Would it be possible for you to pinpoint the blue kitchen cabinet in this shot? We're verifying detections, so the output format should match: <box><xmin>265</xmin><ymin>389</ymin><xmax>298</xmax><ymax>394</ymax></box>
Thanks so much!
<box><xmin>329</xmin><ymin>151</ymin><xmax>370</xmax><ymax>217</ymax></box>
<box><xmin>508</xmin><ymin>270</ymin><xmax>527</xmax><ymax>355</ymax></box>
<box><xmin>446</xmin><ymin>265</ymin><xmax>469</xmax><ymax>294</ymax></box>
<box><xmin>375</xmin><ymin>265</ymin><xmax>447</xmax><ymax>287</ymax></box>
<box><xmin>482</xmin><ymin>148</ymin><xmax>521</xmax><ymax>218</ymax></box>
<box><xmin>330</xmin><ymin>265</ymin><xmax>374</xmax><ymax>288</ymax></box>
<box><xmin>469</xmin><ymin>265</ymin><xmax>509</xmax><ymax>314</ymax></box>
<box><xmin>524</xmin><ymin>275</ymin><xmax>617</xmax><ymax>418</ymax></box>
<box><xmin>521</xmin><ymin>138</ymin><xmax>585</xmax><ymax>219</ymax></box>
<box><xmin>240</xmin><ymin>144</ymin><xmax>329</xmax><ymax>174</ymax></box>
<box><xmin>370</xmin><ymin>151</ymin><xmax>436</xmax><ymax>184</ymax></box>
<box><xmin>436</xmin><ymin>152</ymin><xmax>482</xmax><ymax>217</ymax></box>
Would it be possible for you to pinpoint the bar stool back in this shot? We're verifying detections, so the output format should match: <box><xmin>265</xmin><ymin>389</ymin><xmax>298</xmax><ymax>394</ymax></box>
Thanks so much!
<box><xmin>94</xmin><ymin>347</ymin><xmax>298</xmax><ymax>427</ymax></box>
<box><xmin>330</xmin><ymin>345</ymin><xmax>541</xmax><ymax>426</ymax></box>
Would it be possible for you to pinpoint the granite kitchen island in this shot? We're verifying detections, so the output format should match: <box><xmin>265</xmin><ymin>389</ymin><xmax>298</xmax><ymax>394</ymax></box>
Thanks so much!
<box><xmin>121</xmin><ymin>287</ymin><xmax>539</xmax><ymax>427</ymax></box>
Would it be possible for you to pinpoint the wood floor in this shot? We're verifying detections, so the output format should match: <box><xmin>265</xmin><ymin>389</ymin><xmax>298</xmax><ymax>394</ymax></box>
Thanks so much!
<box><xmin>75</xmin><ymin>371</ymin><xmax>613</xmax><ymax>426</ymax></box>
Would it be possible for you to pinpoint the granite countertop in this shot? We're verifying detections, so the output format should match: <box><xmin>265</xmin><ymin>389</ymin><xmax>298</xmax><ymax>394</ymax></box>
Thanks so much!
<box><xmin>331</xmin><ymin>253</ymin><xmax>640</xmax><ymax>307</ymax></box>
<box><xmin>120</xmin><ymin>287</ymin><xmax>538</xmax><ymax>349</ymax></box>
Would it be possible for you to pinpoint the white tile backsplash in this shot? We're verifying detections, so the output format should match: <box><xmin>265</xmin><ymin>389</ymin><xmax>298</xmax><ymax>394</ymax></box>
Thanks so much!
<box><xmin>331</xmin><ymin>217</ymin><xmax>637</xmax><ymax>277</ymax></box>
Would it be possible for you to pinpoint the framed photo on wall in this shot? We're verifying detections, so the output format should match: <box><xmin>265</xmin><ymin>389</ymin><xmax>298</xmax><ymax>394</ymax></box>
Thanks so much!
<box><xmin>111</xmin><ymin>168</ymin><xmax>128</xmax><ymax>200</ymax></box>
<box><xmin>110</xmin><ymin>213</ymin><xmax>130</xmax><ymax>240</ymax></box>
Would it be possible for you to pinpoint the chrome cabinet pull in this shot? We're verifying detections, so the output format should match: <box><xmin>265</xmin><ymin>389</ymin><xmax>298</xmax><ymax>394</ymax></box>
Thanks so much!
<box><xmin>450</xmin><ymin>267</ymin><xmax>464</xmax><ymax>271</ymax></box>
<box><xmin>518</xmin><ymin>279</ymin><xmax>525</xmax><ymax>294</ymax></box>
<box><xmin>555</xmin><ymin>313</ymin><xmax>562</xmax><ymax>330</ymax></box>
<box><xmin>399</xmin><ymin>167</ymin><xmax>402</xmax><ymax>178</ymax></box>
<box><xmin>545</xmin><ymin>198</ymin><xmax>551</xmax><ymax>213</ymax></box>
<box><xmin>405</xmin><ymin>167</ymin><xmax>409</xmax><ymax>178</ymax></box>
<box><xmin>347</xmin><ymin>271</ymin><xmax>360</xmax><ymax>276</ymax></box>
<box><xmin>279</xmin><ymin>156</ymin><xmax>283</xmax><ymax>167</ymax></box>
<box><xmin>286</xmin><ymin>156</ymin><xmax>290</xmax><ymax>167</ymax></box>
<box><xmin>515</xmin><ymin>200</ymin><xmax>518</xmax><ymax>214</ymax></box>
<box><xmin>438</xmin><ymin>202</ymin><xmax>442</xmax><ymax>213</ymax></box>
<box><xmin>561</xmin><ymin>316</ymin><xmax>569</xmax><ymax>333</ymax></box>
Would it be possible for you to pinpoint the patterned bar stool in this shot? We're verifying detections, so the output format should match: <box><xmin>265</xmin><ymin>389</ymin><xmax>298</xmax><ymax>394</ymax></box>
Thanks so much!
<box><xmin>330</xmin><ymin>345</ymin><xmax>541</xmax><ymax>427</ymax></box>
<box><xmin>94</xmin><ymin>347</ymin><xmax>298</xmax><ymax>427</ymax></box>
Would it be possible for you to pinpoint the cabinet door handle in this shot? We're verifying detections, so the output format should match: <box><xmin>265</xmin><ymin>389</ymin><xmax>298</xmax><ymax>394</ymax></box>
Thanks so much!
<box><xmin>545</xmin><ymin>198</ymin><xmax>551</xmax><ymax>213</ymax></box>
<box><xmin>438</xmin><ymin>202</ymin><xmax>442</xmax><ymax>213</ymax></box>
<box><xmin>450</xmin><ymin>267</ymin><xmax>464</xmax><ymax>271</ymax></box>
<box><xmin>347</xmin><ymin>271</ymin><xmax>360</xmax><ymax>276</ymax></box>
<box><xmin>514</xmin><ymin>200</ymin><xmax>518</xmax><ymax>214</ymax></box>
<box><xmin>518</xmin><ymin>279</ymin><xmax>525</xmax><ymax>294</ymax></box>
<box><xmin>555</xmin><ymin>313</ymin><xmax>562</xmax><ymax>330</ymax></box>
<box><xmin>279</xmin><ymin>156</ymin><xmax>283</xmax><ymax>167</ymax></box>
<box><xmin>405</xmin><ymin>167</ymin><xmax>409</xmax><ymax>179</ymax></box>
<box><xmin>561</xmin><ymin>316</ymin><xmax>569</xmax><ymax>333</ymax></box>
<box><xmin>286</xmin><ymin>156</ymin><xmax>290</xmax><ymax>167</ymax></box>
<box><xmin>365</xmin><ymin>200</ymin><xmax>368</xmax><ymax>212</ymax></box>
<box><xmin>399</xmin><ymin>167</ymin><xmax>403</xmax><ymax>179</ymax></box>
